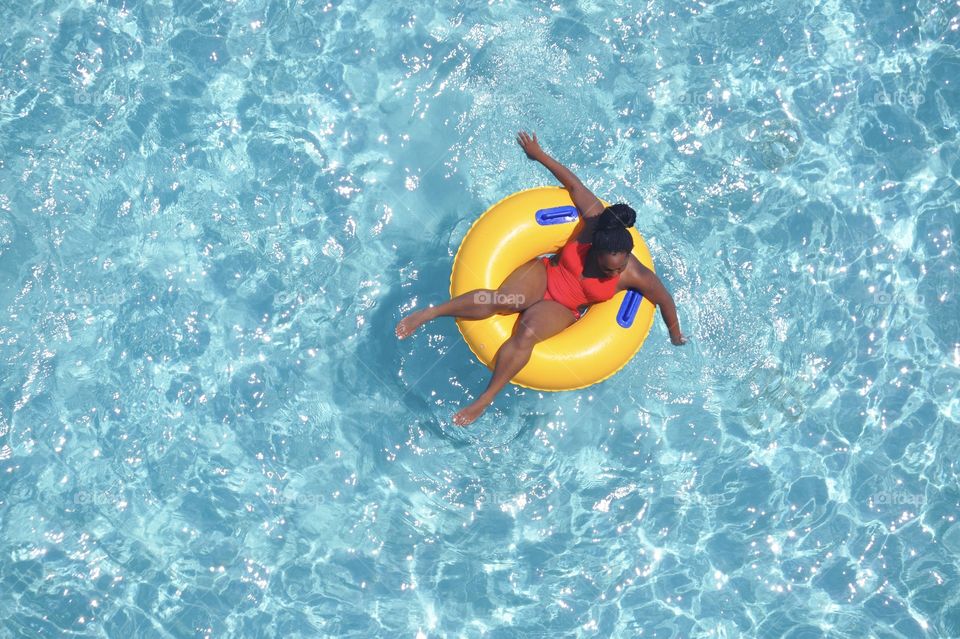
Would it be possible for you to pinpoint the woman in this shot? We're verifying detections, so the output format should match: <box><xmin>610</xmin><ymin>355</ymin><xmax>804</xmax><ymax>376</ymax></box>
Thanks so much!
<box><xmin>396</xmin><ymin>131</ymin><xmax>687</xmax><ymax>426</ymax></box>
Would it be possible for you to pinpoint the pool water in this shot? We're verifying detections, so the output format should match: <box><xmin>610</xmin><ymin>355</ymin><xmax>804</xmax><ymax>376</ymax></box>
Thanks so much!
<box><xmin>1</xmin><ymin>0</ymin><xmax>959</xmax><ymax>637</ymax></box>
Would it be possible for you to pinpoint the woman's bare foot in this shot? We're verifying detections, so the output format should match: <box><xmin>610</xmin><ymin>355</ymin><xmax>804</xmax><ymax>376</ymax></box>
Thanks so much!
<box><xmin>452</xmin><ymin>396</ymin><xmax>493</xmax><ymax>426</ymax></box>
<box><xmin>395</xmin><ymin>308</ymin><xmax>434</xmax><ymax>339</ymax></box>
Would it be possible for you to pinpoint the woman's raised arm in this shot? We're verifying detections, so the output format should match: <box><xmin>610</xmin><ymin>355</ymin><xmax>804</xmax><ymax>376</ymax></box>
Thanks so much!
<box><xmin>516</xmin><ymin>131</ymin><xmax>605</xmax><ymax>219</ymax></box>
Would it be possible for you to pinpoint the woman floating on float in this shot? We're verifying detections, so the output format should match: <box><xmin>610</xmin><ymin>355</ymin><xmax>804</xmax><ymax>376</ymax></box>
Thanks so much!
<box><xmin>396</xmin><ymin>131</ymin><xmax>687</xmax><ymax>426</ymax></box>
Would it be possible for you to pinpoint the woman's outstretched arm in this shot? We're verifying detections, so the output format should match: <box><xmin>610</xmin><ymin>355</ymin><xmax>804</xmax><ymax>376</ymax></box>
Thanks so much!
<box><xmin>623</xmin><ymin>263</ymin><xmax>687</xmax><ymax>345</ymax></box>
<box><xmin>656</xmin><ymin>289</ymin><xmax>687</xmax><ymax>346</ymax></box>
<box><xmin>516</xmin><ymin>131</ymin><xmax>605</xmax><ymax>219</ymax></box>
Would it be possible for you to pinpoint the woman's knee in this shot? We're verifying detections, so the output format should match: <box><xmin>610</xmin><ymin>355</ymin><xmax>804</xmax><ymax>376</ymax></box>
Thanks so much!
<box><xmin>515</xmin><ymin>320</ymin><xmax>542</xmax><ymax>344</ymax></box>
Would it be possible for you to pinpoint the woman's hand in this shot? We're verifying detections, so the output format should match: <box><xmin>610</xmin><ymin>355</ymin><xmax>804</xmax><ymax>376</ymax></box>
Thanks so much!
<box><xmin>516</xmin><ymin>130</ymin><xmax>603</xmax><ymax>218</ymax></box>
<box><xmin>517</xmin><ymin>131</ymin><xmax>545</xmax><ymax>161</ymax></box>
<box><xmin>671</xmin><ymin>332</ymin><xmax>688</xmax><ymax>346</ymax></box>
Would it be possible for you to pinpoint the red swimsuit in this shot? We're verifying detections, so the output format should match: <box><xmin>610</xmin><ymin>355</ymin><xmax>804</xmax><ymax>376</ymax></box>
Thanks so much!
<box><xmin>540</xmin><ymin>241</ymin><xmax>620</xmax><ymax>319</ymax></box>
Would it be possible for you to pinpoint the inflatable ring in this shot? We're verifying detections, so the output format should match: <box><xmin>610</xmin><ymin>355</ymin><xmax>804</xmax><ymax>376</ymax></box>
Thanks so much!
<box><xmin>450</xmin><ymin>186</ymin><xmax>656</xmax><ymax>392</ymax></box>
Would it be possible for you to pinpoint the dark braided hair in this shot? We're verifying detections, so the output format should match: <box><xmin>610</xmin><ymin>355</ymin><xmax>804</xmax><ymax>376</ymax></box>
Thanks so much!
<box><xmin>591</xmin><ymin>203</ymin><xmax>636</xmax><ymax>254</ymax></box>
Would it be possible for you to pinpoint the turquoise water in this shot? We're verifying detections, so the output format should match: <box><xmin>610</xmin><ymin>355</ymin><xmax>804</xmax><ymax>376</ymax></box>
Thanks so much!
<box><xmin>1</xmin><ymin>0</ymin><xmax>959</xmax><ymax>636</ymax></box>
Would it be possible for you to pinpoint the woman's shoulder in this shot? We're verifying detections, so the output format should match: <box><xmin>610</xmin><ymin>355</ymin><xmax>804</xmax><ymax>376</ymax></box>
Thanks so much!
<box><xmin>574</xmin><ymin>220</ymin><xmax>596</xmax><ymax>243</ymax></box>
<box><xmin>618</xmin><ymin>256</ymin><xmax>654</xmax><ymax>288</ymax></box>
<box><xmin>574</xmin><ymin>205</ymin><xmax>603</xmax><ymax>242</ymax></box>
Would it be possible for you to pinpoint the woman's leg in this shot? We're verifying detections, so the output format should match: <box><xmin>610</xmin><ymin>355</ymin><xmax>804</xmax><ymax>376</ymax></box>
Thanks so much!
<box><xmin>396</xmin><ymin>258</ymin><xmax>547</xmax><ymax>338</ymax></box>
<box><xmin>452</xmin><ymin>299</ymin><xmax>576</xmax><ymax>426</ymax></box>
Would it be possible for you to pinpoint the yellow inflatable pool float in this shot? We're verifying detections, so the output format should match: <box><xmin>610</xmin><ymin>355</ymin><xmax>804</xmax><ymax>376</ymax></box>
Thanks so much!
<box><xmin>449</xmin><ymin>186</ymin><xmax>656</xmax><ymax>392</ymax></box>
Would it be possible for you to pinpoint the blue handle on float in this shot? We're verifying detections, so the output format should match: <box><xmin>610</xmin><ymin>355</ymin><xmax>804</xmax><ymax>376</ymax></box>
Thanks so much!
<box><xmin>617</xmin><ymin>290</ymin><xmax>643</xmax><ymax>328</ymax></box>
<box><xmin>535</xmin><ymin>205</ymin><xmax>579</xmax><ymax>225</ymax></box>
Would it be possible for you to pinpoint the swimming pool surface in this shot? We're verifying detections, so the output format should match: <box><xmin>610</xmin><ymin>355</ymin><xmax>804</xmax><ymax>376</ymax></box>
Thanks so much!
<box><xmin>1</xmin><ymin>0</ymin><xmax>959</xmax><ymax>637</ymax></box>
